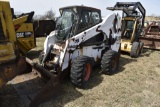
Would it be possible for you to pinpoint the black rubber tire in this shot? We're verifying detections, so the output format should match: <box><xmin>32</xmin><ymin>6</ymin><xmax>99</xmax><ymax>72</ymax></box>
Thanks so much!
<box><xmin>101</xmin><ymin>50</ymin><xmax>120</xmax><ymax>75</ymax></box>
<box><xmin>130</xmin><ymin>42</ymin><xmax>140</xmax><ymax>58</ymax></box>
<box><xmin>139</xmin><ymin>42</ymin><xmax>144</xmax><ymax>54</ymax></box>
<box><xmin>39</xmin><ymin>51</ymin><xmax>44</xmax><ymax>64</ymax></box>
<box><xmin>70</xmin><ymin>56</ymin><xmax>92</xmax><ymax>88</ymax></box>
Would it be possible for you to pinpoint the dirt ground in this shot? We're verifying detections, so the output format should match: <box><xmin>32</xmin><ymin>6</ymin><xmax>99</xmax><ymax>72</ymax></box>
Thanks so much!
<box><xmin>0</xmin><ymin>38</ymin><xmax>160</xmax><ymax>107</ymax></box>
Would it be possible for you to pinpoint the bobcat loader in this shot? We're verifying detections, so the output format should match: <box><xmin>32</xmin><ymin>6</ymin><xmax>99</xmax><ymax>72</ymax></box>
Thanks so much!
<box><xmin>39</xmin><ymin>5</ymin><xmax>121</xmax><ymax>89</ymax></box>
<box><xmin>107</xmin><ymin>2</ymin><xmax>146</xmax><ymax>58</ymax></box>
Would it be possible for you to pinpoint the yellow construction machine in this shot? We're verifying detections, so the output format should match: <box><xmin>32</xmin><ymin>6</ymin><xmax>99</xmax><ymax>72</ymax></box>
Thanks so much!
<box><xmin>0</xmin><ymin>1</ymin><xmax>60</xmax><ymax>107</ymax></box>
<box><xmin>0</xmin><ymin>1</ymin><xmax>36</xmax><ymax>88</ymax></box>
<box><xmin>13</xmin><ymin>10</ymin><xmax>36</xmax><ymax>54</ymax></box>
<box><xmin>107</xmin><ymin>2</ymin><xmax>146</xmax><ymax>58</ymax></box>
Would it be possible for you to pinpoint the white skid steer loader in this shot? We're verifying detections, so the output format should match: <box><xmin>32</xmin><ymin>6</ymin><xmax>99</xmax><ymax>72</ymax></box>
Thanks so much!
<box><xmin>39</xmin><ymin>5</ymin><xmax>121</xmax><ymax>88</ymax></box>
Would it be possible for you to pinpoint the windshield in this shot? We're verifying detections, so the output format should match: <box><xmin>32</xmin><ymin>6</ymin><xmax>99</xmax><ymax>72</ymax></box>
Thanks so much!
<box><xmin>126</xmin><ymin>20</ymin><xmax>134</xmax><ymax>30</ymax></box>
<box><xmin>121</xmin><ymin>20</ymin><xmax>135</xmax><ymax>39</ymax></box>
<box><xmin>121</xmin><ymin>20</ymin><xmax>135</xmax><ymax>32</ymax></box>
<box><xmin>56</xmin><ymin>9</ymin><xmax>76</xmax><ymax>41</ymax></box>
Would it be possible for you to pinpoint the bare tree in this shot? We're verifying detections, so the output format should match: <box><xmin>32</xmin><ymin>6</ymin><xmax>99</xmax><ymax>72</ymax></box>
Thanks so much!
<box><xmin>33</xmin><ymin>9</ymin><xmax>56</xmax><ymax>20</ymax></box>
<box><xmin>44</xmin><ymin>9</ymin><xmax>55</xmax><ymax>20</ymax></box>
<box><xmin>33</xmin><ymin>15</ymin><xmax>45</xmax><ymax>20</ymax></box>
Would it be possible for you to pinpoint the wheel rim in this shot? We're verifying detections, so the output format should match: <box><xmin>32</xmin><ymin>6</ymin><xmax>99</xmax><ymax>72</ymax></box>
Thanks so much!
<box><xmin>112</xmin><ymin>57</ymin><xmax>118</xmax><ymax>70</ymax></box>
<box><xmin>84</xmin><ymin>63</ymin><xmax>91</xmax><ymax>81</ymax></box>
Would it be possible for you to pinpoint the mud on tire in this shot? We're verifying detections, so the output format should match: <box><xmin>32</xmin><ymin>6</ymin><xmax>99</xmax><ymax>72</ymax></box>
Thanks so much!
<box><xmin>70</xmin><ymin>56</ymin><xmax>92</xmax><ymax>88</ymax></box>
<box><xmin>101</xmin><ymin>50</ymin><xmax>120</xmax><ymax>75</ymax></box>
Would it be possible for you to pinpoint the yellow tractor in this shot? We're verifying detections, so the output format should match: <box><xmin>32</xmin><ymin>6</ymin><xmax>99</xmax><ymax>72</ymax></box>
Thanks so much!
<box><xmin>107</xmin><ymin>2</ymin><xmax>146</xmax><ymax>58</ymax></box>
<box><xmin>0</xmin><ymin>1</ymin><xmax>36</xmax><ymax>88</ymax></box>
<box><xmin>0</xmin><ymin>1</ymin><xmax>62</xmax><ymax>107</ymax></box>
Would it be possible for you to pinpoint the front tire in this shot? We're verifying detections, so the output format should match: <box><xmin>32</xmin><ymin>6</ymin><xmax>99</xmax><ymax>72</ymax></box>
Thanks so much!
<box><xmin>130</xmin><ymin>42</ymin><xmax>140</xmax><ymax>58</ymax></box>
<box><xmin>70</xmin><ymin>56</ymin><xmax>92</xmax><ymax>88</ymax></box>
<box><xmin>101</xmin><ymin>50</ymin><xmax>120</xmax><ymax>75</ymax></box>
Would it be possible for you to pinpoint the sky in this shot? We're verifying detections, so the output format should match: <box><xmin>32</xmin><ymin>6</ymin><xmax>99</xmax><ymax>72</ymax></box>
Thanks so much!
<box><xmin>9</xmin><ymin>0</ymin><xmax>160</xmax><ymax>17</ymax></box>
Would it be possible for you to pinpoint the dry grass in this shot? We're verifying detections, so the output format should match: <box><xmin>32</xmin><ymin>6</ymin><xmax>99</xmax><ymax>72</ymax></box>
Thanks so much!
<box><xmin>1</xmin><ymin>37</ymin><xmax>160</xmax><ymax>107</ymax></box>
<box><xmin>40</xmin><ymin>49</ymin><xmax>160</xmax><ymax>107</ymax></box>
<box><xmin>27</xmin><ymin>37</ymin><xmax>46</xmax><ymax>61</ymax></box>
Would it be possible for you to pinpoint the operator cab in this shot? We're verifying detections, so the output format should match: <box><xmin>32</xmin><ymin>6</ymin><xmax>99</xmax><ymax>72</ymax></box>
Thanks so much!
<box><xmin>121</xmin><ymin>19</ymin><xmax>135</xmax><ymax>39</ymax></box>
<box><xmin>121</xmin><ymin>10</ymin><xmax>142</xmax><ymax>40</ymax></box>
<box><xmin>55</xmin><ymin>5</ymin><xmax>102</xmax><ymax>41</ymax></box>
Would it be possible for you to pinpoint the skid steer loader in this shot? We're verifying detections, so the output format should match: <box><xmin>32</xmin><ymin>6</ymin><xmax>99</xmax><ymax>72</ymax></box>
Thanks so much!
<box><xmin>107</xmin><ymin>2</ymin><xmax>146</xmax><ymax>58</ymax></box>
<box><xmin>39</xmin><ymin>5</ymin><xmax>121</xmax><ymax>89</ymax></box>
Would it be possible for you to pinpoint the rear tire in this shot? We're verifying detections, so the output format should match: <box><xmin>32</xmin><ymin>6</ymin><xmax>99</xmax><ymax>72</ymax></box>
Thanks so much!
<box><xmin>130</xmin><ymin>42</ymin><xmax>140</xmax><ymax>58</ymax></box>
<box><xmin>139</xmin><ymin>42</ymin><xmax>144</xmax><ymax>54</ymax></box>
<box><xmin>101</xmin><ymin>50</ymin><xmax>119</xmax><ymax>75</ymax></box>
<box><xmin>70</xmin><ymin>56</ymin><xmax>92</xmax><ymax>88</ymax></box>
